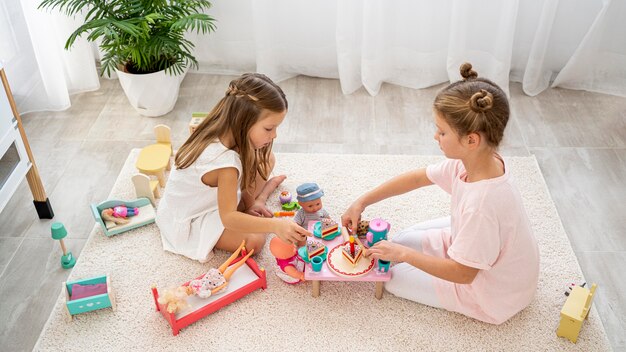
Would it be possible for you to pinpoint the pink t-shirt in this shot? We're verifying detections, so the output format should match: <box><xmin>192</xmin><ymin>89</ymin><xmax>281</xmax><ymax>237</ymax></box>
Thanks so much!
<box><xmin>424</xmin><ymin>157</ymin><xmax>539</xmax><ymax>324</ymax></box>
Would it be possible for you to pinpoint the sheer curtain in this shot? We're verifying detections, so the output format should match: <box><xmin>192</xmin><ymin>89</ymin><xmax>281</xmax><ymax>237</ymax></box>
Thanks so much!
<box><xmin>2</xmin><ymin>0</ymin><xmax>624</xmax><ymax>114</ymax></box>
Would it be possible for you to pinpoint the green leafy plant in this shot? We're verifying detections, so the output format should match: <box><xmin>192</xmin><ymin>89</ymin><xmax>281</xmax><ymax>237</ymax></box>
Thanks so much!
<box><xmin>38</xmin><ymin>0</ymin><xmax>216</xmax><ymax>76</ymax></box>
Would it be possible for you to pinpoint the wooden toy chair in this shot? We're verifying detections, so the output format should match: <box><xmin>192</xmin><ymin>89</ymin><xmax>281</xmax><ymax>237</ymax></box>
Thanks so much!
<box><xmin>136</xmin><ymin>125</ymin><xmax>172</xmax><ymax>188</ymax></box>
<box><xmin>132</xmin><ymin>173</ymin><xmax>160</xmax><ymax>206</ymax></box>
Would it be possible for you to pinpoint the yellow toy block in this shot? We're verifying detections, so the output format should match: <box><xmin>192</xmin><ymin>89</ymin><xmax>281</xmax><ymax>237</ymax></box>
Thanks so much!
<box><xmin>189</xmin><ymin>112</ymin><xmax>208</xmax><ymax>134</ymax></box>
<box><xmin>556</xmin><ymin>283</ymin><xmax>597</xmax><ymax>343</ymax></box>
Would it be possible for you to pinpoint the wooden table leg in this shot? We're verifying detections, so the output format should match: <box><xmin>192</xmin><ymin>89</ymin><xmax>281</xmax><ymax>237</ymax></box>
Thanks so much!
<box><xmin>156</xmin><ymin>169</ymin><xmax>166</xmax><ymax>187</ymax></box>
<box><xmin>375</xmin><ymin>282</ymin><xmax>384</xmax><ymax>299</ymax></box>
<box><xmin>312</xmin><ymin>280</ymin><xmax>320</xmax><ymax>297</ymax></box>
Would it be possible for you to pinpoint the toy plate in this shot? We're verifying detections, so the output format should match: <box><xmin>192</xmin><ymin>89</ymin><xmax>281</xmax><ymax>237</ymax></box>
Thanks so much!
<box><xmin>313</xmin><ymin>221</ymin><xmax>342</xmax><ymax>241</ymax></box>
<box><xmin>298</xmin><ymin>245</ymin><xmax>328</xmax><ymax>263</ymax></box>
<box><xmin>326</xmin><ymin>242</ymin><xmax>375</xmax><ymax>278</ymax></box>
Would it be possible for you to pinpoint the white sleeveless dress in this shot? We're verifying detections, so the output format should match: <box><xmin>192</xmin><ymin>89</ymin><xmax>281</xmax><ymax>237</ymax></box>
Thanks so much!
<box><xmin>156</xmin><ymin>141</ymin><xmax>242</xmax><ymax>262</ymax></box>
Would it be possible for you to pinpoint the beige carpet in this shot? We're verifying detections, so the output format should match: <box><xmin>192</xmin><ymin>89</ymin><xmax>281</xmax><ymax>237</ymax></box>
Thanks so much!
<box><xmin>35</xmin><ymin>151</ymin><xmax>610</xmax><ymax>351</ymax></box>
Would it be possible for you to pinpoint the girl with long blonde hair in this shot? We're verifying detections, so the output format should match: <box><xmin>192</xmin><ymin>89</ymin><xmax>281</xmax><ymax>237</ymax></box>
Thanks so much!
<box><xmin>157</xmin><ymin>73</ymin><xmax>310</xmax><ymax>262</ymax></box>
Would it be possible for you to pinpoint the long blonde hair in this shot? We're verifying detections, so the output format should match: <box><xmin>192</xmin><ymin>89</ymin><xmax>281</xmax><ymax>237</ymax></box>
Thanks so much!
<box><xmin>434</xmin><ymin>63</ymin><xmax>509</xmax><ymax>148</ymax></box>
<box><xmin>175</xmin><ymin>73</ymin><xmax>288</xmax><ymax>193</ymax></box>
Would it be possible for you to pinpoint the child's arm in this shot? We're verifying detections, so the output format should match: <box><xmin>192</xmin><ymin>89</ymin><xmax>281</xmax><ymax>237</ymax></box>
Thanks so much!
<box><xmin>368</xmin><ymin>240</ymin><xmax>479</xmax><ymax>284</ymax></box>
<box><xmin>342</xmin><ymin>168</ymin><xmax>433</xmax><ymax>230</ymax></box>
<box><xmin>211</xmin><ymin>167</ymin><xmax>311</xmax><ymax>244</ymax></box>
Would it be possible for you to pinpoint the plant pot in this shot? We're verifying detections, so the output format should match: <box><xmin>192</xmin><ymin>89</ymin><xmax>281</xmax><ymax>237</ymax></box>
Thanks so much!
<box><xmin>116</xmin><ymin>68</ymin><xmax>187</xmax><ymax>117</ymax></box>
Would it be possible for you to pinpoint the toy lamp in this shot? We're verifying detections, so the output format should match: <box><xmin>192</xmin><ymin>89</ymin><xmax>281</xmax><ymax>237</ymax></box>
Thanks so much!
<box><xmin>51</xmin><ymin>222</ymin><xmax>76</xmax><ymax>269</ymax></box>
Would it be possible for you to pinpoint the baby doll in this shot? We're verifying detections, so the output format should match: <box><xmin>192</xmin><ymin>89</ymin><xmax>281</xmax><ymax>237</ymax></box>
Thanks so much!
<box><xmin>269</xmin><ymin>237</ymin><xmax>305</xmax><ymax>284</ymax></box>
<box><xmin>293</xmin><ymin>183</ymin><xmax>330</xmax><ymax>228</ymax></box>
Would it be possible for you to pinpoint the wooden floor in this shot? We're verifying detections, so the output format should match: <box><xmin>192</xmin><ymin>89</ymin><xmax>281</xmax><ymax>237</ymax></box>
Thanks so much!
<box><xmin>0</xmin><ymin>74</ymin><xmax>624</xmax><ymax>351</ymax></box>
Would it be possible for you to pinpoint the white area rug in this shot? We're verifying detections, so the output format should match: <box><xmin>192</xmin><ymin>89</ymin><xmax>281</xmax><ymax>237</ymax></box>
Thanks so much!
<box><xmin>35</xmin><ymin>151</ymin><xmax>610</xmax><ymax>351</ymax></box>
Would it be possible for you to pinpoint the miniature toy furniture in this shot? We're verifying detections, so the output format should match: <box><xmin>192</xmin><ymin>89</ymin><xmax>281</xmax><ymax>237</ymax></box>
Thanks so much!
<box><xmin>188</xmin><ymin>112</ymin><xmax>207</xmax><ymax>134</ymax></box>
<box><xmin>63</xmin><ymin>274</ymin><xmax>116</xmax><ymax>322</ymax></box>
<box><xmin>132</xmin><ymin>173</ymin><xmax>160</xmax><ymax>205</ymax></box>
<box><xmin>151</xmin><ymin>246</ymin><xmax>267</xmax><ymax>336</ymax></box>
<box><xmin>135</xmin><ymin>125</ymin><xmax>172</xmax><ymax>187</ymax></box>
<box><xmin>304</xmin><ymin>221</ymin><xmax>391</xmax><ymax>299</ymax></box>
<box><xmin>51</xmin><ymin>222</ymin><xmax>76</xmax><ymax>269</ymax></box>
<box><xmin>0</xmin><ymin>65</ymin><xmax>54</xmax><ymax>218</ymax></box>
<box><xmin>556</xmin><ymin>283</ymin><xmax>598</xmax><ymax>343</ymax></box>
<box><xmin>90</xmin><ymin>198</ymin><xmax>156</xmax><ymax>237</ymax></box>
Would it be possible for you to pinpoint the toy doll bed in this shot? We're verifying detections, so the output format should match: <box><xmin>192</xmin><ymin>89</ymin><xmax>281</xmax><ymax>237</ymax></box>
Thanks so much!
<box><xmin>90</xmin><ymin>198</ymin><xmax>156</xmax><ymax>237</ymax></box>
<box><xmin>151</xmin><ymin>248</ymin><xmax>267</xmax><ymax>336</ymax></box>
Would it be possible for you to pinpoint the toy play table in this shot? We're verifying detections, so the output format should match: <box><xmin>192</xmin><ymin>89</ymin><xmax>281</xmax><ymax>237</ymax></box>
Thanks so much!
<box><xmin>303</xmin><ymin>222</ymin><xmax>391</xmax><ymax>299</ymax></box>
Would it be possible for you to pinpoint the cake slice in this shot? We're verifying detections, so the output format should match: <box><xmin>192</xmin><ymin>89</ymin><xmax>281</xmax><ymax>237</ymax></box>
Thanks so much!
<box><xmin>307</xmin><ymin>239</ymin><xmax>325</xmax><ymax>260</ymax></box>
<box><xmin>320</xmin><ymin>217</ymin><xmax>339</xmax><ymax>239</ymax></box>
<box><xmin>341</xmin><ymin>243</ymin><xmax>363</xmax><ymax>266</ymax></box>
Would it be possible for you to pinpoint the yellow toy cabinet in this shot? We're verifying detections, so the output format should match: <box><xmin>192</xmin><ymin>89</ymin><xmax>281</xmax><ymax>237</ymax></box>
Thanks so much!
<box><xmin>556</xmin><ymin>283</ymin><xmax>597</xmax><ymax>343</ymax></box>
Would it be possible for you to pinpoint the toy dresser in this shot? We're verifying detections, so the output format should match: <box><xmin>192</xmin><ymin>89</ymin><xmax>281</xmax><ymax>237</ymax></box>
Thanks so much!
<box><xmin>556</xmin><ymin>283</ymin><xmax>597</xmax><ymax>343</ymax></box>
<box><xmin>63</xmin><ymin>275</ymin><xmax>116</xmax><ymax>321</ymax></box>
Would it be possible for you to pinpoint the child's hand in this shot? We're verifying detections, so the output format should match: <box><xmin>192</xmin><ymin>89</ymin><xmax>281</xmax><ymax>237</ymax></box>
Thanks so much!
<box><xmin>245</xmin><ymin>201</ymin><xmax>273</xmax><ymax>218</ymax></box>
<box><xmin>367</xmin><ymin>240</ymin><xmax>408</xmax><ymax>263</ymax></box>
<box><xmin>273</xmin><ymin>219</ymin><xmax>312</xmax><ymax>245</ymax></box>
<box><xmin>341</xmin><ymin>201</ymin><xmax>365</xmax><ymax>234</ymax></box>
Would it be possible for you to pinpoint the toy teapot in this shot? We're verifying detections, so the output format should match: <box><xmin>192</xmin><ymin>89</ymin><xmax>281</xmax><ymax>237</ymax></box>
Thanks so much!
<box><xmin>366</xmin><ymin>218</ymin><xmax>390</xmax><ymax>247</ymax></box>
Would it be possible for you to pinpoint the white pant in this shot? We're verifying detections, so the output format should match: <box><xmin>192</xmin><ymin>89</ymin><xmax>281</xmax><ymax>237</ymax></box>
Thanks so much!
<box><xmin>384</xmin><ymin>217</ymin><xmax>451</xmax><ymax>308</ymax></box>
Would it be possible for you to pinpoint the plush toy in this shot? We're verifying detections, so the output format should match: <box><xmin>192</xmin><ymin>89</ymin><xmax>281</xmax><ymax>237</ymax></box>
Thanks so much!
<box><xmin>101</xmin><ymin>208</ymin><xmax>130</xmax><ymax>226</ymax></box>
<box><xmin>269</xmin><ymin>237</ymin><xmax>305</xmax><ymax>284</ymax></box>
<box><xmin>157</xmin><ymin>285</ymin><xmax>194</xmax><ymax>314</ymax></box>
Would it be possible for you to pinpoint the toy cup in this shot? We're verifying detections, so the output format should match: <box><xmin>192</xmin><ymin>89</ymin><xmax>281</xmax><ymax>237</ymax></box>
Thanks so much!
<box><xmin>311</xmin><ymin>256</ymin><xmax>323</xmax><ymax>272</ymax></box>
<box><xmin>377</xmin><ymin>259</ymin><xmax>390</xmax><ymax>273</ymax></box>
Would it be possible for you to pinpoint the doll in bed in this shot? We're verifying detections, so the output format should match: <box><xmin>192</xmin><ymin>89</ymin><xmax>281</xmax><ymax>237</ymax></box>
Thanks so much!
<box><xmin>159</xmin><ymin>241</ymin><xmax>255</xmax><ymax>312</ymax></box>
<box><xmin>189</xmin><ymin>240</ymin><xmax>255</xmax><ymax>298</ymax></box>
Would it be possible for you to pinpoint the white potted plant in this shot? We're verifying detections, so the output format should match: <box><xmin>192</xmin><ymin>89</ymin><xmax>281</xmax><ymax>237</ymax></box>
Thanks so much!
<box><xmin>39</xmin><ymin>0</ymin><xmax>216</xmax><ymax>117</ymax></box>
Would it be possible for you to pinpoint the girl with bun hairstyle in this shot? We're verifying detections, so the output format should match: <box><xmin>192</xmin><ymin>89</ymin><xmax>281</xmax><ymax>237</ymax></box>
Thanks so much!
<box><xmin>342</xmin><ymin>63</ymin><xmax>539</xmax><ymax>324</ymax></box>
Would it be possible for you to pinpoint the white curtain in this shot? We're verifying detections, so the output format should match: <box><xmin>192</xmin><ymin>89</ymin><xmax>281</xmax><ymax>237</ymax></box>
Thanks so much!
<box><xmin>1</xmin><ymin>0</ymin><xmax>625</xmax><ymax>114</ymax></box>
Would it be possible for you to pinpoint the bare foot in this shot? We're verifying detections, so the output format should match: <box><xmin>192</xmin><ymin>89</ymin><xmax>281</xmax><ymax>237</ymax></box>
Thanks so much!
<box><xmin>257</xmin><ymin>174</ymin><xmax>287</xmax><ymax>203</ymax></box>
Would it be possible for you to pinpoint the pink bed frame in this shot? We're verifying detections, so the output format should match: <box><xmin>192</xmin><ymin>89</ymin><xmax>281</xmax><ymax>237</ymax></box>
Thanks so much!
<box><xmin>151</xmin><ymin>248</ymin><xmax>267</xmax><ymax>335</ymax></box>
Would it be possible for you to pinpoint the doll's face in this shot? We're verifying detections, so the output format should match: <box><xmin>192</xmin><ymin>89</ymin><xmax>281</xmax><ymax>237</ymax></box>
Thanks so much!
<box><xmin>299</xmin><ymin>198</ymin><xmax>323</xmax><ymax>213</ymax></box>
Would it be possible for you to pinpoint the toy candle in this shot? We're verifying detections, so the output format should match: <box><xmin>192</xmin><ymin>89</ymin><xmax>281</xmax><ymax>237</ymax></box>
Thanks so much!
<box><xmin>349</xmin><ymin>235</ymin><xmax>355</xmax><ymax>256</ymax></box>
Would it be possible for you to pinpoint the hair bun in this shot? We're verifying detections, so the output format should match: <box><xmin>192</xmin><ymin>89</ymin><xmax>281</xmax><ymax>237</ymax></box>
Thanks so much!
<box><xmin>460</xmin><ymin>62</ymin><xmax>478</xmax><ymax>80</ymax></box>
<box><xmin>469</xmin><ymin>89</ymin><xmax>493</xmax><ymax>112</ymax></box>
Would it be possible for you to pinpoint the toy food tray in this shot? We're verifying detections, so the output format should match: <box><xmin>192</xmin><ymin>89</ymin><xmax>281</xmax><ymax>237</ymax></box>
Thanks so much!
<box><xmin>151</xmin><ymin>249</ymin><xmax>267</xmax><ymax>336</ymax></box>
<box><xmin>90</xmin><ymin>198</ymin><xmax>156</xmax><ymax>236</ymax></box>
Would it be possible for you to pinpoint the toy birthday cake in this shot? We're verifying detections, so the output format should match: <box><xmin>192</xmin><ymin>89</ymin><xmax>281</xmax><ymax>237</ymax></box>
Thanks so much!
<box><xmin>307</xmin><ymin>239</ymin><xmax>325</xmax><ymax>260</ymax></box>
<box><xmin>320</xmin><ymin>218</ymin><xmax>339</xmax><ymax>239</ymax></box>
<box><xmin>341</xmin><ymin>242</ymin><xmax>363</xmax><ymax>266</ymax></box>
